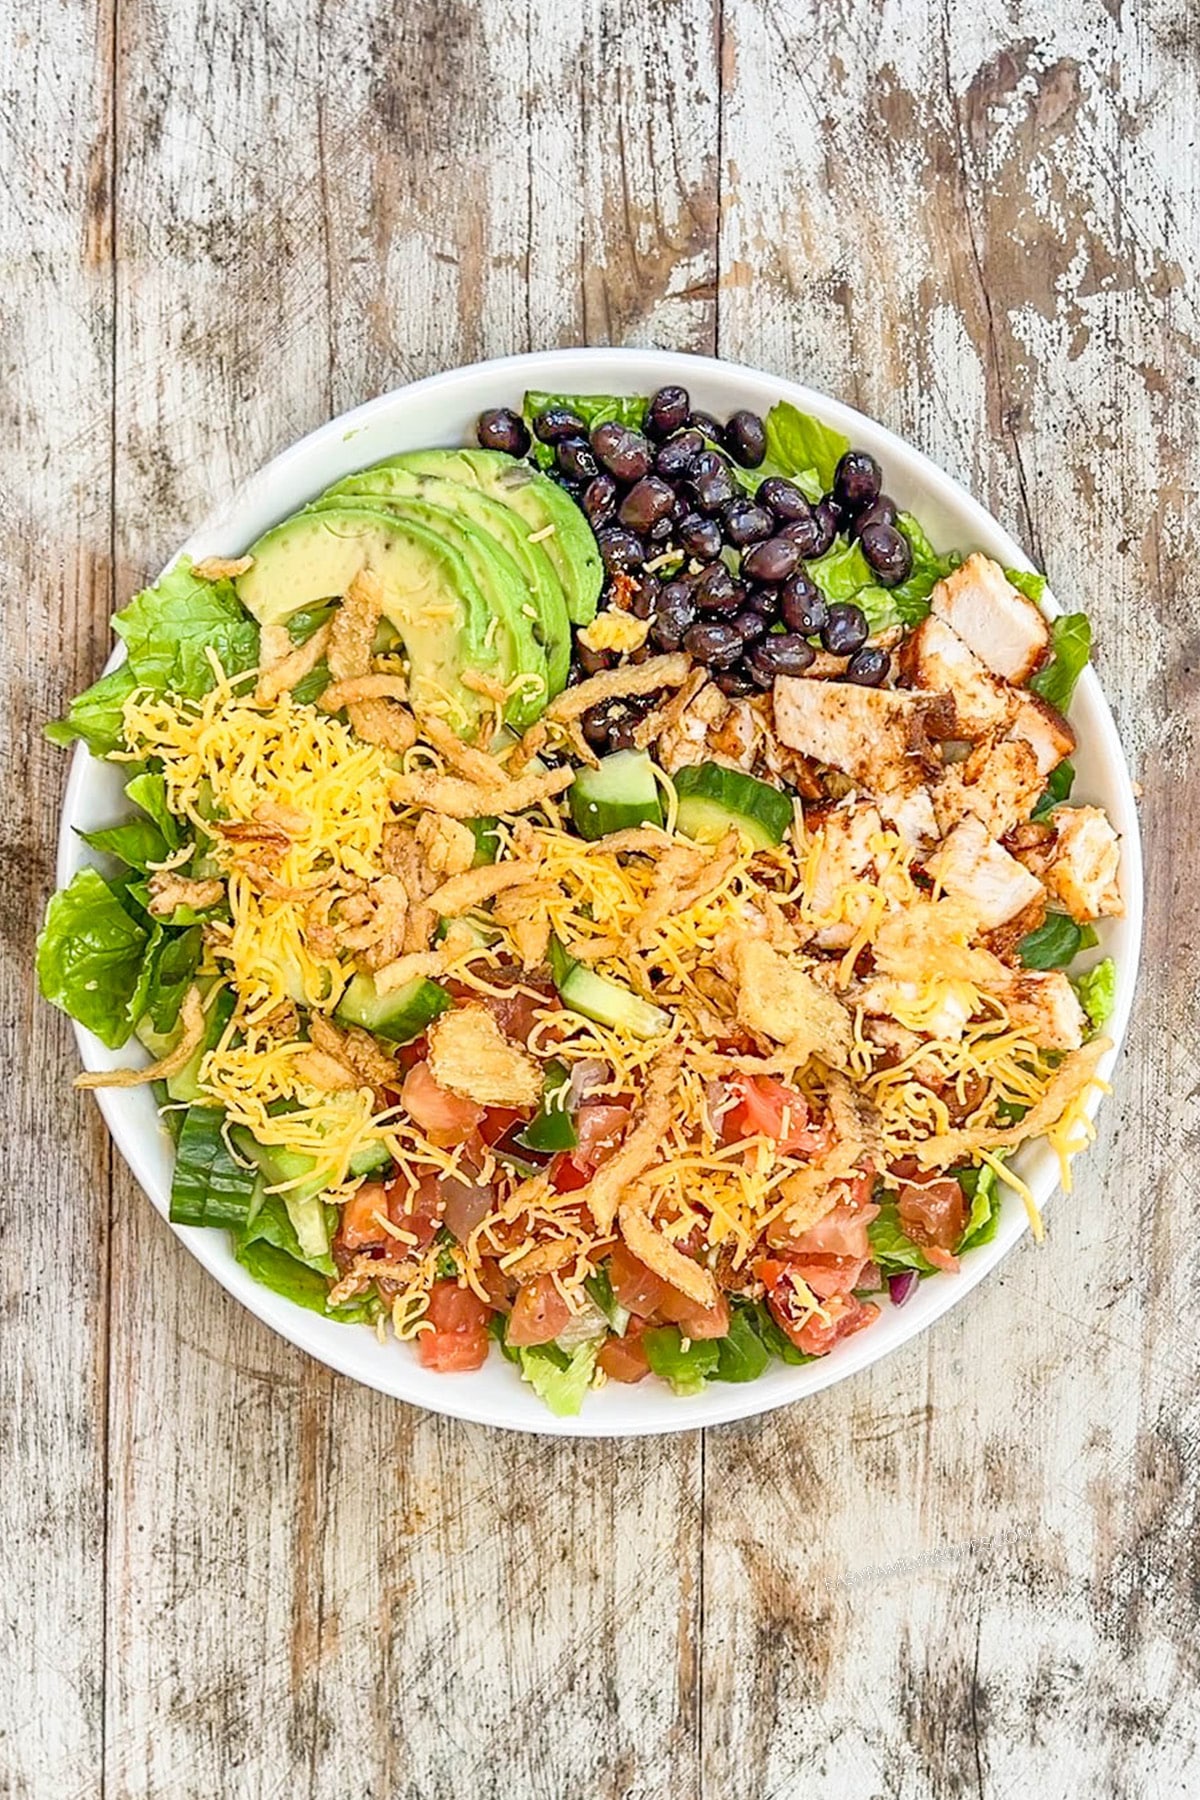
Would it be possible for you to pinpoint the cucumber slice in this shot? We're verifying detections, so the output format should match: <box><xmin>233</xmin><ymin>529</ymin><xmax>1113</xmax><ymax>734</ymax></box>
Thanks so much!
<box><xmin>466</xmin><ymin>815</ymin><xmax>501</xmax><ymax>866</ymax></box>
<box><xmin>334</xmin><ymin>972</ymin><xmax>451</xmax><ymax>1043</ymax></box>
<box><xmin>568</xmin><ymin>749</ymin><xmax>662</xmax><ymax>841</ymax></box>
<box><xmin>231</xmin><ymin>1133</ymin><xmax>391</xmax><ymax>1258</ymax></box>
<box><xmin>673</xmin><ymin>762</ymin><xmax>794</xmax><ymax>850</ymax></box>
<box><xmin>169</xmin><ymin>1103</ymin><xmax>258</xmax><ymax>1229</ymax></box>
<box><xmin>433</xmin><ymin>913</ymin><xmax>499</xmax><ymax>948</ymax></box>
<box><xmin>165</xmin><ymin>987</ymin><xmax>235</xmax><ymax>1105</ymax></box>
<box><xmin>548</xmin><ymin>937</ymin><xmax>670</xmax><ymax>1040</ymax></box>
<box><xmin>517</xmin><ymin>1057</ymin><xmax>577</xmax><ymax>1153</ymax></box>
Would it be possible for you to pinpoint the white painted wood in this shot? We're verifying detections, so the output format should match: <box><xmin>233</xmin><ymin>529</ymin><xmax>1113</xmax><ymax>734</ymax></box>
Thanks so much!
<box><xmin>3</xmin><ymin>0</ymin><xmax>1196</xmax><ymax>1794</ymax></box>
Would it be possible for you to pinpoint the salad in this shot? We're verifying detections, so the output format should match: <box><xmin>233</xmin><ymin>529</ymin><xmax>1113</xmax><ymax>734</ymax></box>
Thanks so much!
<box><xmin>38</xmin><ymin>382</ymin><xmax>1122</xmax><ymax>1415</ymax></box>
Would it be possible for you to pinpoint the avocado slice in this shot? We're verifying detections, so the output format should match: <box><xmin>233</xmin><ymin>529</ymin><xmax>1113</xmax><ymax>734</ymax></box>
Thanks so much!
<box><xmin>235</xmin><ymin>507</ymin><xmax>529</xmax><ymax>737</ymax></box>
<box><xmin>319</xmin><ymin>497</ymin><xmax>548</xmax><ymax>730</ymax></box>
<box><xmin>383</xmin><ymin>449</ymin><xmax>603</xmax><ymax>626</ymax></box>
<box><xmin>311</xmin><ymin>467</ymin><xmax>571</xmax><ymax>697</ymax></box>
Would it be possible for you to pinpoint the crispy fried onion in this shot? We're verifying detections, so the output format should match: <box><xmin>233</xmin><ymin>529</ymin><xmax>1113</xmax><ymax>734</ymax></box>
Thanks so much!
<box><xmin>371</xmin><ymin>949</ymin><xmax>449</xmax><ymax>995</ymax></box>
<box><xmin>192</xmin><ymin>554</ymin><xmax>253</xmax><ymax>581</ymax></box>
<box><xmin>309</xmin><ymin>1014</ymin><xmax>398</xmax><ymax>1086</ymax></box>
<box><xmin>146</xmin><ymin>872</ymin><xmax>224</xmax><ymax>917</ymax></box>
<box><xmin>730</xmin><ymin>934</ymin><xmax>854</xmax><ymax>1070</ymax></box>
<box><xmin>319</xmin><ymin>673</ymin><xmax>411</xmax><ymax>712</ymax></box>
<box><xmin>255</xmin><ymin>621</ymin><xmax>332</xmax><ymax>705</ymax></box>
<box><xmin>544</xmin><ymin>652</ymin><xmax>692</xmax><ymax>723</ymax></box>
<box><xmin>618</xmin><ymin>1184</ymin><xmax>720</xmax><ymax>1309</ymax></box>
<box><xmin>390</xmin><ymin>765</ymin><xmax>575</xmax><ymax>819</ymax></box>
<box><xmin>76</xmin><ymin>987</ymin><xmax>206</xmax><ymax>1089</ymax></box>
<box><xmin>415</xmin><ymin>711</ymin><xmax>509</xmax><ymax>786</ymax></box>
<box><xmin>212</xmin><ymin>816</ymin><xmax>291</xmax><ymax>868</ymax></box>
<box><xmin>329</xmin><ymin>571</ymin><xmax>417</xmax><ymax>751</ymax></box>
<box><xmin>335</xmin><ymin>874</ymin><xmax>409</xmax><ymax>967</ymax></box>
<box><xmin>633</xmin><ymin>665</ymin><xmax>708</xmax><ymax>751</ymax></box>
<box><xmin>424</xmin><ymin>858</ymin><xmax>542</xmax><ymax>919</ymax></box>
<box><xmin>573</xmin><ymin>1046</ymin><xmax>682</xmax><ymax>1234</ymax></box>
<box><xmin>633</xmin><ymin>832</ymin><xmax>741</xmax><ymax>949</ymax></box>
<box><xmin>911</xmin><ymin>1036</ymin><xmax>1113</xmax><ymax>1171</ymax></box>
<box><xmin>426</xmin><ymin>1004</ymin><xmax>542</xmax><ymax>1108</ymax></box>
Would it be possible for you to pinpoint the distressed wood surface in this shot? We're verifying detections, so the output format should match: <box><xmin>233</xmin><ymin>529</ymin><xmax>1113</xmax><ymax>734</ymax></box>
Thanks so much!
<box><xmin>2</xmin><ymin>2</ymin><xmax>1197</xmax><ymax>1797</ymax></box>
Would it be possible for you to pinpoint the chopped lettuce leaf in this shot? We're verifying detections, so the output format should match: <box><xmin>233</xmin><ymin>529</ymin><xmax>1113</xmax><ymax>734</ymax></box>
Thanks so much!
<box><xmin>643</xmin><ymin>1325</ymin><xmax>720</xmax><ymax>1394</ymax></box>
<box><xmin>1017</xmin><ymin>910</ymin><xmax>1098</xmax><ymax>970</ymax></box>
<box><xmin>45</xmin><ymin>664</ymin><xmax>138</xmax><ymax>755</ymax></box>
<box><xmin>746</xmin><ymin>1299</ymin><xmax>818</xmax><ymax>1365</ymax></box>
<box><xmin>853</xmin><ymin>515</ymin><xmax>962</xmax><ymax>630</ymax></box>
<box><xmin>517</xmin><ymin>1340</ymin><xmax>599</xmax><ymax>1416</ymax></box>
<box><xmin>234</xmin><ymin>1236</ymin><xmax>377</xmax><ymax>1322</ymax></box>
<box><xmin>1030</xmin><ymin>612</ymin><xmax>1091</xmax><ymax>713</ymax></box>
<box><xmin>867</xmin><ymin>1199</ymin><xmax>939</xmax><ymax>1276</ymax></box>
<box><xmin>521</xmin><ymin>391</ymin><xmax>647</xmax><ymax>469</ymax></box>
<box><xmin>77</xmin><ymin>816</ymin><xmax>172</xmax><ymax>872</ymax></box>
<box><xmin>1074</xmin><ymin>957</ymin><xmax>1116</xmax><ymax>1031</ymax></box>
<box><xmin>240</xmin><ymin>1191</ymin><xmax>336</xmax><ymax>1276</ymax></box>
<box><xmin>112</xmin><ymin>559</ymin><xmax>259</xmax><ymax>700</ymax></box>
<box><xmin>712</xmin><ymin>1305</ymin><xmax>772</xmax><ymax>1383</ymax></box>
<box><xmin>957</xmin><ymin>1165</ymin><xmax>1001</xmax><ymax>1253</ymax></box>
<box><xmin>760</xmin><ymin>400</ymin><xmax>849</xmax><ymax>491</ymax></box>
<box><xmin>140</xmin><ymin>924</ymin><xmax>203</xmax><ymax>1036</ymax></box>
<box><xmin>1032</xmin><ymin>758</ymin><xmax>1075</xmax><ymax>819</ymax></box>
<box><xmin>583</xmin><ymin>1266</ymin><xmax>631</xmax><ymax>1335</ymax></box>
<box><xmin>124</xmin><ymin>769</ymin><xmax>180</xmax><ymax>847</ymax></box>
<box><xmin>1004</xmin><ymin>567</ymin><xmax>1048</xmax><ymax>604</ymax></box>
<box><xmin>36</xmin><ymin>866</ymin><xmax>152</xmax><ymax>1048</ymax></box>
<box><xmin>807</xmin><ymin>538</ymin><xmax>874</xmax><ymax>604</ymax></box>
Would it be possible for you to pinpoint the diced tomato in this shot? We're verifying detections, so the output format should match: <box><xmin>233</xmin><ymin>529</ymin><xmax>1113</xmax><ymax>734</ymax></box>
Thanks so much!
<box><xmin>478</xmin><ymin>1106</ymin><xmax>528</xmax><ymax>1147</ymax></box>
<box><xmin>783</xmin><ymin>1254</ymin><xmax>869</xmax><ymax>1301</ymax></box>
<box><xmin>598</xmin><ymin>1320</ymin><xmax>651</xmax><ymax>1384</ymax></box>
<box><xmin>657</xmin><ymin>1286</ymin><xmax>731</xmax><ymax>1339</ymax></box>
<box><xmin>608</xmin><ymin>1243</ymin><xmax>670</xmax><ymax>1318</ymax></box>
<box><xmin>549</xmin><ymin>1153</ymin><xmax>591</xmax><ymax>1193</ymax></box>
<box><xmin>757</xmin><ymin>1257</ymin><xmax>880</xmax><ymax>1357</ymax></box>
<box><xmin>722</xmin><ymin>1076</ymin><xmax>834</xmax><ymax>1156</ymax></box>
<box><xmin>416</xmin><ymin>1279</ymin><xmax>492</xmax><ymax>1372</ymax></box>
<box><xmin>338</xmin><ymin>1180</ymin><xmax>390</xmax><ymax>1250</ymax></box>
<box><xmin>382</xmin><ymin>1166</ymin><xmax>444</xmax><ymax>1250</ymax></box>
<box><xmin>475</xmin><ymin>1258</ymin><xmax>516</xmax><ymax>1313</ymax></box>
<box><xmin>571</xmin><ymin>1102</ymin><xmax>631</xmax><ymax>1171</ymax></box>
<box><xmin>897</xmin><ymin>1178</ymin><xmax>966</xmax><ymax>1251</ymax></box>
<box><xmin>505</xmin><ymin>1274</ymin><xmax>574</xmax><ymax>1346</ymax></box>
<box><xmin>784</xmin><ymin>1198</ymin><xmax>881</xmax><ymax>1262</ymax></box>
<box><xmin>401</xmin><ymin>1060</ymin><xmax>484</xmax><ymax>1147</ymax></box>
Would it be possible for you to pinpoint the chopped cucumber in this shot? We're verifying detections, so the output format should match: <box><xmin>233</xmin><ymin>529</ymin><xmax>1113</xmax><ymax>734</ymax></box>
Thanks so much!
<box><xmin>548</xmin><ymin>936</ymin><xmax>670</xmax><ymax>1040</ymax></box>
<box><xmin>334</xmin><ymin>971</ymin><xmax>451</xmax><ymax>1043</ymax></box>
<box><xmin>434</xmin><ymin>913</ymin><xmax>499</xmax><ymax>948</ymax></box>
<box><xmin>517</xmin><ymin>1057</ymin><xmax>577</xmax><ymax>1153</ymax></box>
<box><xmin>465</xmin><ymin>815</ymin><xmax>501</xmax><ymax>865</ymax></box>
<box><xmin>673</xmin><ymin>761</ymin><xmax>794</xmax><ymax>850</ymax></box>
<box><xmin>568</xmin><ymin>749</ymin><xmax>662</xmax><ymax>841</ymax></box>
<box><xmin>231</xmin><ymin>1131</ymin><xmax>390</xmax><ymax>1258</ymax></box>
<box><xmin>165</xmin><ymin>987</ymin><xmax>235</xmax><ymax>1105</ymax></box>
<box><xmin>169</xmin><ymin>1103</ymin><xmax>258</xmax><ymax>1229</ymax></box>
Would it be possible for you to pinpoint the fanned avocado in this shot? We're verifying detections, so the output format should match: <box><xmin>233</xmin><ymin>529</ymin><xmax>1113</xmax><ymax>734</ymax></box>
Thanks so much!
<box><xmin>311</xmin><ymin>466</ymin><xmax>571</xmax><ymax>698</ymax></box>
<box><xmin>235</xmin><ymin>507</ymin><xmax>533</xmax><ymax>737</ymax></box>
<box><xmin>319</xmin><ymin>497</ymin><xmax>548</xmax><ymax>730</ymax></box>
<box><xmin>384</xmin><ymin>449</ymin><xmax>603</xmax><ymax>626</ymax></box>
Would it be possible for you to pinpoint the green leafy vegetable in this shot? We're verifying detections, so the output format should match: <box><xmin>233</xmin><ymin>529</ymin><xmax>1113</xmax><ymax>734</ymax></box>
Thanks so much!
<box><xmin>234</xmin><ymin>1237</ymin><xmax>378</xmax><ymax>1322</ymax></box>
<box><xmin>78</xmin><ymin>816</ymin><xmax>172</xmax><ymax>872</ymax></box>
<box><xmin>124</xmin><ymin>770</ymin><xmax>180</xmax><ymax>847</ymax></box>
<box><xmin>36</xmin><ymin>866</ymin><xmax>152</xmax><ymax>1048</ymax></box>
<box><xmin>712</xmin><ymin>1305</ymin><xmax>772</xmax><ymax>1383</ymax></box>
<box><xmin>957</xmin><ymin>1165</ymin><xmax>1001</xmax><ymax>1254</ymax></box>
<box><xmin>867</xmin><ymin>1199</ymin><xmax>939</xmax><ymax>1277</ymax></box>
<box><xmin>1017</xmin><ymin>910</ymin><xmax>1098</xmax><ymax>970</ymax></box>
<box><xmin>760</xmin><ymin>400</ymin><xmax>849</xmax><ymax>491</ymax></box>
<box><xmin>852</xmin><ymin>515</ymin><xmax>962</xmax><ymax>630</ymax></box>
<box><xmin>45</xmin><ymin>664</ymin><xmax>139</xmax><ymax>755</ymax></box>
<box><xmin>1032</xmin><ymin>759</ymin><xmax>1075</xmax><ymax>820</ymax></box>
<box><xmin>1004</xmin><ymin>567</ymin><xmax>1048</xmax><ymax>604</ymax></box>
<box><xmin>746</xmin><ymin>1299</ymin><xmax>818</xmax><ymax>1365</ymax></box>
<box><xmin>239</xmin><ymin>1190</ymin><xmax>336</xmax><ymax>1275</ymax></box>
<box><xmin>1074</xmin><ymin>958</ymin><xmax>1116</xmax><ymax>1032</ymax></box>
<box><xmin>521</xmin><ymin>392</ymin><xmax>647</xmax><ymax>469</ymax></box>
<box><xmin>643</xmin><ymin>1325</ymin><xmax>720</xmax><ymax>1395</ymax></box>
<box><xmin>140</xmin><ymin>925</ymin><xmax>203</xmax><ymax>1036</ymax></box>
<box><xmin>112</xmin><ymin>559</ymin><xmax>259</xmax><ymax>700</ymax></box>
<box><xmin>1030</xmin><ymin>613</ymin><xmax>1091</xmax><ymax>714</ymax></box>
<box><xmin>807</xmin><ymin>538</ymin><xmax>874</xmax><ymax>604</ymax></box>
<box><xmin>517</xmin><ymin>1340</ymin><xmax>600</xmax><ymax>1416</ymax></box>
<box><xmin>583</xmin><ymin>1266</ymin><xmax>630</xmax><ymax>1334</ymax></box>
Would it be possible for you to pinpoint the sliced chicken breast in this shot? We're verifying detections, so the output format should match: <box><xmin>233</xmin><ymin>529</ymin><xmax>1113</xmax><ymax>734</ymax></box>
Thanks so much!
<box><xmin>897</xmin><ymin>614</ymin><xmax>1015</xmax><ymax>739</ymax></box>
<box><xmin>1003</xmin><ymin>971</ymin><xmax>1087</xmax><ymax>1051</ymax></box>
<box><xmin>773</xmin><ymin>677</ymin><xmax>946</xmax><ymax>792</ymax></box>
<box><xmin>928</xmin><ymin>814</ymin><xmax>1045</xmax><ymax>929</ymax></box>
<box><xmin>933</xmin><ymin>737</ymin><xmax>1044</xmax><ymax>841</ymax></box>
<box><xmin>1007</xmin><ymin>691</ymin><xmax>1076</xmax><ymax>775</ymax></box>
<box><xmin>801</xmin><ymin>803</ymin><xmax>884</xmax><ymax>949</ymax></box>
<box><xmin>1040</xmin><ymin>805</ymin><xmax>1124</xmax><ymax>921</ymax></box>
<box><xmin>930</xmin><ymin>554</ymin><xmax>1051</xmax><ymax>683</ymax></box>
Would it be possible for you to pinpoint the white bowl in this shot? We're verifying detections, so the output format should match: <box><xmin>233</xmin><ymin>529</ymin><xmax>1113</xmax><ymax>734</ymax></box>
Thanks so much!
<box><xmin>58</xmin><ymin>348</ymin><xmax>1143</xmax><ymax>1436</ymax></box>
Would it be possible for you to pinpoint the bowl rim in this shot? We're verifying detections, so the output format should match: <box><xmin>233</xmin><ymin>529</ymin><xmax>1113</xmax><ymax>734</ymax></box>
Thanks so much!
<box><xmin>57</xmin><ymin>345</ymin><xmax>1144</xmax><ymax>1436</ymax></box>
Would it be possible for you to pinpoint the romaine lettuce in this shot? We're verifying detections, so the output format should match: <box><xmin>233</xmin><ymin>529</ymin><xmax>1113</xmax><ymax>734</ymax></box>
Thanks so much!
<box><xmin>36</xmin><ymin>866</ymin><xmax>153</xmax><ymax>1048</ymax></box>
<box><xmin>1074</xmin><ymin>958</ymin><xmax>1116</xmax><ymax>1031</ymax></box>
<box><xmin>517</xmin><ymin>1340</ymin><xmax>600</xmax><ymax>1416</ymax></box>
<box><xmin>1030</xmin><ymin>613</ymin><xmax>1091</xmax><ymax>713</ymax></box>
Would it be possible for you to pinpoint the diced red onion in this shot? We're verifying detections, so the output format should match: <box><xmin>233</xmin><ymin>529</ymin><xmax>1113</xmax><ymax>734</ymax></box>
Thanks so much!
<box><xmin>568</xmin><ymin>1058</ymin><xmax>611</xmax><ymax>1107</ymax></box>
<box><xmin>888</xmin><ymin>1270</ymin><xmax>918</xmax><ymax>1307</ymax></box>
<box><xmin>440</xmin><ymin>1176</ymin><xmax>493</xmax><ymax>1243</ymax></box>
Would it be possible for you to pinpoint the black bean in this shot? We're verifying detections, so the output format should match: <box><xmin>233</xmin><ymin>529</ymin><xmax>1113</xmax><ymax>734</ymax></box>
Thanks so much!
<box><xmin>742</xmin><ymin>534</ymin><xmax>801</xmax><ymax>585</ymax></box>
<box><xmin>742</xmin><ymin>646</ymin><xmax>776</xmax><ymax>690</ymax></box>
<box><xmin>580</xmin><ymin>704</ymin><xmax>614</xmax><ymax>750</ymax></box>
<box><xmin>746</xmin><ymin>633</ymin><xmax>817</xmax><ymax>680</ymax></box>
<box><xmin>715</xmin><ymin>667</ymin><xmax>757</xmax><ymax>697</ymax></box>
<box><xmin>721</xmin><ymin>499</ymin><xmax>774</xmax><ymax>548</ymax></box>
<box><xmin>477</xmin><ymin>408</ymin><xmax>530</xmax><ymax>456</ymax></box>
<box><xmin>576</xmin><ymin>639</ymin><xmax>616</xmax><ymax>677</ymax></box>
<box><xmin>776</xmin><ymin>515</ymin><xmax>827</xmax><ymax>559</ymax></box>
<box><xmin>646</xmin><ymin>515</ymin><xmax>675</xmax><ymax>545</ymax></box>
<box><xmin>655</xmin><ymin>429</ymin><xmax>705</xmax><ymax>480</ymax></box>
<box><xmin>690</xmin><ymin>449</ymin><xmax>738</xmax><ymax>515</ymax></box>
<box><xmin>556</xmin><ymin>436</ymin><xmax>599</xmax><ymax>482</ymax></box>
<box><xmin>832</xmin><ymin>449</ymin><xmax>882</xmax><ymax>515</ymax></box>
<box><xmin>678</xmin><ymin>512</ymin><xmax>723</xmax><ymax>561</ymax></box>
<box><xmin>846</xmin><ymin>493</ymin><xmax>898</xmax><ymax>540</ymax></box>
<box><xmin>821</xmin><ymin>602</ymin><xmax>869</xmax><ymax>656</ymax></box>
<box><xmin>744</xmin><ymin>585</ymin><xmax>781</xmax><ymax>623</ymax></box>
<box><xmin>694</xmin><ymin>562</ymin><xmax>742</xmax><ymax>613</ymax></box>
<box><xmin>808</xmin><ymin>500</ymin><xmax>840</xmax><ymax>557</ymax></box>
<box><xmin>779</xmin><ymin>572</ymin><xmax>827</xmax><ymax>636</ymax></box>
<box><xmin>595</xmin><ymin>525</ymin><xmax>645</xmax><ymax>574</ymax></box>
<box><xmin>650</xmin><ymin>582</ymin><xmax>697</xmax><ymax>651</ymax></box>
<box><xmin>631</xmin><ymin>572</ymin><xmax>660</xmax><ymax>619</ymax></box>
<box><xmin>582</xmin><ymin>473</ymin><xmax>618</xmax><ymax>527</ymax></box>
<box><xmin>725</xmin><ymin>409</ymin><xmax>767</xmax><ymax>468</ymax></box>
<box><xmin>732</xmin><ymin>608</ymin><xmax>768</xmax><ymax>647</ymax></box>
<box><xmin>646</xmin><ymin>386</ymin><xmax>691</xmax><ymax>440</ymax></box>
<box><xmin>683</xmin><ymin>619</ymin><xmax>744</xmax><ymax>669</ymax></box>
<box><xmin>858</xmin><ymin>521</ymin><xmax>913</xmax><ymax>587</ymax></box>
<box><xmin>591</xmin><ymin>421</ymin><xmax>653</xmax><ymax>484</ymax></box>
<box><xmin>845</xmin><ymin>646</ymin><xmax>891</xmax><ymax>686</ymax></box>
<box><xmin>534</xmin><ymin>406</ymin><xmax>587</xmax><ymax>444</ymax></box>
<box><xmin>670</xmin><ymin>490</ymin><xmax>691</xmax><ymax>525</ymax></box>
<box><xmin>606</xmin><ymin>717</ymin><xmax>638</xmax><ymax>751</ymax></box>
<box><xmin>689</xmin><ymin>410</ymin><xmax>727</xmax><ymax>447</ymax></box>
<box><xmin>618</xmin><ymin>475</ymin><xmax>675</xmax><ymax>532</ymax></box>
<box><xmin>757</xmin><ymin>476</ymin><xmax>813</xmax><ymax>524</ymax></box>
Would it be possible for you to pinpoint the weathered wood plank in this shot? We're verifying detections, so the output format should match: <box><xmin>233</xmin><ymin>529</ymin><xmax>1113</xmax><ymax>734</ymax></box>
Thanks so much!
<box><xmin>0</xmin><ymin>2</ymin><xmax>115</xmax><ymax>1794</ymax></box>
<box><xmin>705</xmin><ymin>3</ymin><xmax>1200</xmax><ymax>1796</ymax></box>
